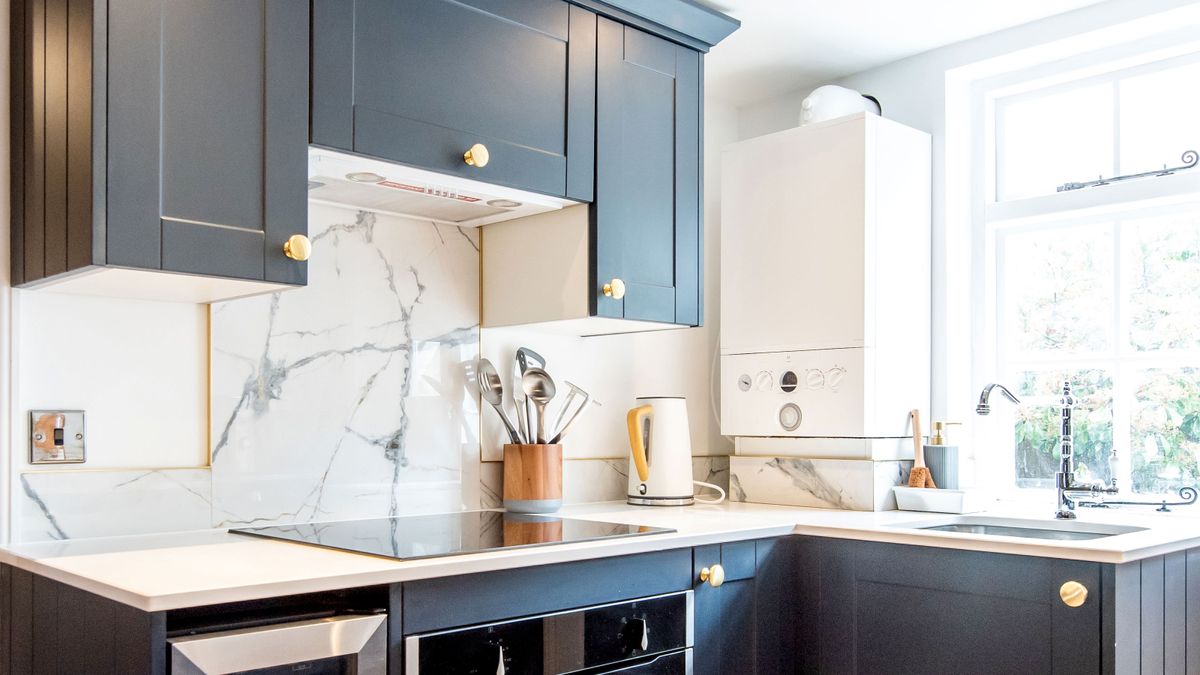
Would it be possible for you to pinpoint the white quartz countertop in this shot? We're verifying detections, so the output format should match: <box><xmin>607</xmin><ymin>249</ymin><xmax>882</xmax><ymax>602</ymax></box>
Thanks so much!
<box><xmin>2</xmin><ymin>500</ymin><xmax>1199</xmax><ymax>612</ymax></box>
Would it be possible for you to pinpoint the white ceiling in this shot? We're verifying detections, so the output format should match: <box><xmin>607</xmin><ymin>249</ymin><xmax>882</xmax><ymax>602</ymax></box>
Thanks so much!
<box><xmin>699</xmin><ymin>0</ymin><xmax>1110</xmax><ymax>106</ymax></box>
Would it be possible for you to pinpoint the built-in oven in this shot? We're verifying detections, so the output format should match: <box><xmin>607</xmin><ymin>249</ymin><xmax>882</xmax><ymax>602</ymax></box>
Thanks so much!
<box><xmin>167</xmin><ymin>613</ymin><xmax>388</xmax><ymax>674</ymax></box>
<box><xmin>405</xmin><ymin>590</ymin><xmax>693</xmax><ymax>674</ymax></box>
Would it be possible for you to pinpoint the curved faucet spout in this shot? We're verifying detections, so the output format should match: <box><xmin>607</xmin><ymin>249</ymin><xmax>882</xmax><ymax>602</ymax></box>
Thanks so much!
<box><xmin>976</xmin><ymin>383</ymin><xmax>1021</xmax><ymax>415</ymax></box>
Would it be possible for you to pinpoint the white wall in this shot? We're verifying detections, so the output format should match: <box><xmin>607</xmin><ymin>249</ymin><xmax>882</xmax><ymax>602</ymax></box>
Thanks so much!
<box><xmin>736</xmin><ymin>0</ymin><xmax>1200</xmax><ymax>431</ymax></box>
<box><xmin>14</xmin><ymin>293</ymin><xmax>208</xmax><ymax>468</ymax></box>
<box><xmin>481</xmin><ymin>94</ymin><xmax>739</xmax><ymax>462</ymax></box>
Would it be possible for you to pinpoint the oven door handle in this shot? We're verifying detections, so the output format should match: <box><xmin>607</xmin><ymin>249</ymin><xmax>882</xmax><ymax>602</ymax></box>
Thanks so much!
<box><xmin>169</xmin><ymin>614</ymin><xmax>388</xmax><ymax>675</ymax></box>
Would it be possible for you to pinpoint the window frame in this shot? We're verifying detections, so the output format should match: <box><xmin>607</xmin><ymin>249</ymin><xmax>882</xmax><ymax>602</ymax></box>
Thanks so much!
<box><xmin>973</xmin><ymin>46</ymin><xmax>1200</xmax><ymax>498</ymax></box>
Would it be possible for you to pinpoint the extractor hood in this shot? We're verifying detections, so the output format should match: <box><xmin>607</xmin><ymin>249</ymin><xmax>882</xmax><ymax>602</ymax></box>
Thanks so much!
<box><xmin>307</xmin><ymin>148</ymin><xmax>579</xmax><ymax>227</ymax></box>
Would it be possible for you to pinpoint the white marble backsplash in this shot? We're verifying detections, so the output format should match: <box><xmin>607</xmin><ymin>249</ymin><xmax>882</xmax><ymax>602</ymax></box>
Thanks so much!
<box><xmin>18</xmin><ymin>469</ymin><xmax>212</xmax><ymax>541</ymax></box>
<box><xmin>11</xmin><ymin>203</ymin><xmax>734</xmax><ymax>543</ymax></box>
<box><xmin>209</xmin><ymin>204</ymin><xmax>482</xmax><ymax>528</ymax></box>
<box><xmin>730</xmin><ymin>456</ymin><xmax>911</xmax><ymax>511</ymax></box>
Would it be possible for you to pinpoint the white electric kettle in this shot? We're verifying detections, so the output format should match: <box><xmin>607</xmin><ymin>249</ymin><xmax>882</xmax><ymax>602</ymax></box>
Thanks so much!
<box><xmin>626</xmin><ymin>397</ymin><xmax>726</xmax><ymax>506</ymax></box>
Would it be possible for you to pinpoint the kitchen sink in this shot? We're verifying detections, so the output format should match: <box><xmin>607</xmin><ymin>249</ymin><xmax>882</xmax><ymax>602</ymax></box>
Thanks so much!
<box><xmin>891</xmin><ymin>516</ymin><xmax>1147</xmax><ymax>541</ymax></box>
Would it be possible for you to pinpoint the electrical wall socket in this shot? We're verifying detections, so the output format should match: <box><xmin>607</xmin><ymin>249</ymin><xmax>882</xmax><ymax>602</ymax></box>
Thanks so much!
<box><xmin>29</xmin><ymin>410</ymin><xmax>86</xmax><ymax>464</ymax></box>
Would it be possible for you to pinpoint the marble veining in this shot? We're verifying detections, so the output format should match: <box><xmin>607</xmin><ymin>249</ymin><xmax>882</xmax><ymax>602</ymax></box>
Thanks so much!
<box><xmin>209</xmin><ymin>204</ymin><xmax>482</xmax><ymax>529</ymax></box>
<box><xmin>17</xmin><ymin>469</ymin><xmax>212</xmax><ymax>541</ymax></box>
<box><xmin>730</xmin><ymin>456</ymin><xmax>912</xmax><ymax>511</ymax></box>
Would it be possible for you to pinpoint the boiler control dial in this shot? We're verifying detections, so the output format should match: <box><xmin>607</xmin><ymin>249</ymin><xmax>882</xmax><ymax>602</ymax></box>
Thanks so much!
<box><xmin>754</xmin><ymin>371</ymin><xmax>773</xmax><ymax>392</ymax></box>
<box><xmin>804</xmin><ymin>369</ymin><xmax>825</xmax><ymax>390</ymax></box>
<box><xmin>826</xmin><ymin>366</ymin><xmax>846</xmax><ymax>392</ymax></box>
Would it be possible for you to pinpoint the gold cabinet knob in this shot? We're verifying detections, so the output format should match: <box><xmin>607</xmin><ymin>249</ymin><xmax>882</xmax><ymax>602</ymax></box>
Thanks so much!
<box><xmin>1060</xmin><ymin>581</ymin><xmax>1088</xmax><ymax>607</ymax></box>
<box><xmin>602</xmin><ymin>278</ymin><xmax>626</xmax><ymax>300</ymax></box>
<box><xmin>283</xmin><ymin>234</ymin><xmax>311</xmax><ymax>262</ymax></box>
<box><xmin>699</xmin><ymin>564</ymin><xmax>725</xmax><ymax>588</ymax></box>
<box><xmin>463</xmin><ymin>143</ymin><xmax>489</xmax><ymax>168</ymax></box>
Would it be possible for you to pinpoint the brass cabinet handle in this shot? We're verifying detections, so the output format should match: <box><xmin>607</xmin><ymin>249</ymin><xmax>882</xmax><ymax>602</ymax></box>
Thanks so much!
<box><xmin>699</xmin><ymin>564</ymin><xmax>725</xmax><ymax>588</ymax></box>
<box><xmin>463</xmin><ymin>143</ymin><xmax>489</xmax><ymax>168</ymax></box>
<box><xmin>283</xmin><ymin>234</ymin><xmax>311</xmax><ymax>262</ymax></box>
<box><xmin>602</xmin><ymin>278</ymin><xmax>626</xmax><ymax>300</ymax></box>
<box><xmin>1060</xmin><ymin>581</ymin><xmax>1088</xmax><ymax>607</ymax></box>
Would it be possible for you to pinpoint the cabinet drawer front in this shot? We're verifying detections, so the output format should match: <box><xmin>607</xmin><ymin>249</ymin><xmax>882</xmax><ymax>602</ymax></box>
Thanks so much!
<box><xmin>352</xmin><ymin>108</ymin><xmax>567</xmax><ymax>197</ymax></box>
<box><xmin>402</xmin><ymin>548</ymin><xmax>692</xmax><ymax>634</ymax></box>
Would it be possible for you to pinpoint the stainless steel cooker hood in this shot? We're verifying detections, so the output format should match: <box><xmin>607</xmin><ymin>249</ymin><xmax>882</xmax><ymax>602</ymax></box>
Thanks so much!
<box><xmin>307</xmin><ymin>148</ymin><xmax>578</xmax><ymax>227</ymax></box>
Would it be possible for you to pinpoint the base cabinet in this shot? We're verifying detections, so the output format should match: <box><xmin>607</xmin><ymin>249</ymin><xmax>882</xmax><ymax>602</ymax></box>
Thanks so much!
<box><xmin>692</xmin><ymin>539</ymin><xmax>794</xmax><ymax>675</ymax></box>
<box><xmin>793</xmin><ymin>536</ymin><xmax>1200</xmax><ymax>675</ymax></box>
<box><xmin>6</xmin><ymin>535</ymin><xmax>1196</xmax><ymax>674</ymax></box>
<box><xmin>0</xmin><ymin>542</ymin><xmax>784</xmax><ymax>674</ymax></box>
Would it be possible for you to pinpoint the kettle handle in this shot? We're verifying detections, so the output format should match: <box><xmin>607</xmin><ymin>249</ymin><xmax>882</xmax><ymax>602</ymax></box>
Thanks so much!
<box><xmin>626</xmin><ymin>405</ymin><xmax>652</xmax><ymax>482</ymax></box>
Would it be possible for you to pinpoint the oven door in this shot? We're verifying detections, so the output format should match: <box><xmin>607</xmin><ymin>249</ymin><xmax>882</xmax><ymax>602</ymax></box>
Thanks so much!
<box><xmin>168</xmin><ymin>614</ymin><xmax>387</xmax><ymax>674</ymax></box>
<box><xmin>405</xmin><ymin>591</ymin><xmax>692</xmax><ymax>674</ymax></box>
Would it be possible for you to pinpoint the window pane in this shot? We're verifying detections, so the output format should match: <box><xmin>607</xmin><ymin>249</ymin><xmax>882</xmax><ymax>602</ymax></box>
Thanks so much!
<box><xmin>997</xmin><ymin>83</ymin><xmax>1114</xmax><ymax>200</ymax></box>
<box><xmin>1003</xmin><ymin>224</ymin><xmax>1114</xmax><ymax>356</ymax></box>
<box><xmin>1119</xmin><ymin>62</ymin><xmax>1200</xmax><ymax>176</ymax></box>
<box><xmin>1131</xmin><ymin>368</ymin><xmax>1200</xmax><ymax>494</ymax></box>
<box><xmin>1125</xmin><ymin>211</ymin><xmax>1200</xmax><ymax>351</ymax></box>
<box><xmin>1013</xmin><ymin>369</ymin><xmax>1113</xmax><ymax>489</ymax></box>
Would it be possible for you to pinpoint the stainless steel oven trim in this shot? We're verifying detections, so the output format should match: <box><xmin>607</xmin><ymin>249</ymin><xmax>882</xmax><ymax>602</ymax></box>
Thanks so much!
<box><xmin>404</xmin><ymin>590</ymin><xmax>694</xmax><ymax>674</ymax></box>
<box><xmin>685</xmin><ymin>590</ymin><xmax>694</xmax><ymax>648</ymax></box>
<box><xmin>168</xmin><ymin>614</ymin><xmax>387</xmax><ymax>675</ymax></box>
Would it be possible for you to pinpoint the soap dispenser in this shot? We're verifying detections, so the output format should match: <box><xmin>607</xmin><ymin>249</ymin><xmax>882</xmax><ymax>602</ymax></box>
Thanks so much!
<box><xmin>924</xmin><ymin>421</ymin><xmax>962</xmax><ymax>489</ymax></box>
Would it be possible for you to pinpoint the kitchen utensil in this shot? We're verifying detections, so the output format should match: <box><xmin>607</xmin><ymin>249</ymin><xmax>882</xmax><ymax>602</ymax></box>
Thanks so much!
<box><xmin>549</xmin><ymin>381</ymin><xmax>593</xmax><ymax>444</ymax></box>
<box><xmin>551</xmin><ymin>380</ymin><xmax>586</xmax><ymax>435</ymax></box>
<box><xmin>477</xmin><ymin>359</ymin><xmax>520</xmax><ymax>444</ymax></box>
<box><xmin>625</xmin><ymin>397</ymin><xmax>725</xmax><ymax>506</ymax></box>
<box><xmin>512</xmin><ymin>365</ymin><xmax>529</xmax><ymax>444</ymax></box>
<box><xmin>513</xmin><ymin>347</ymin><xmax>545</xmax><ymax>444</ymax></box>
<box><xmin>503</xmin><ymin>443</ymin><xmax>562</xmax><ymax>513</ymax></box>
<box><xmin>522</xmin><ymin>367</ymin><xmax>556</xmax><ymax>444</ymax></box>
<box><xmin>907</xmin><ymin>409</ymin><xmax>936</xmax><ymax>488</ymax></box>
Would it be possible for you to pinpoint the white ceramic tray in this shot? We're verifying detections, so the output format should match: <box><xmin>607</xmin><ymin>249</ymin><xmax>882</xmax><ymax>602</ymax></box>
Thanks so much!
<box><xmin>893</xmin><ymin>487</ymin><xmax>993</xmax><ymax>514</ymax></box>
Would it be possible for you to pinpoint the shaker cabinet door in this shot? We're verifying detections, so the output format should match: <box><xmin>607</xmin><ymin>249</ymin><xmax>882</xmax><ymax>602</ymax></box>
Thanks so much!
<box><xmin>311</xmin><ymin>0</ymin><xmax>596</xmax><ymax>201</ymax></box>
<box><xmin>593</xmin><ymin>18</ymin><xmax>702</xmax><ymax>327</ymax></box>
<box><xmin>692</xmin><ymin>539</ymin><xmax>793</xmax><ymax>675</ymax></box>
<box><xmin>795</xmin><ymin>537</ymin><xmax>1102</xmax><ymax>674</ymax></box>
<box><xmin>106</xmin><ymin>0</ymin><xmax>309</xmax><ymax>284</ymax></box>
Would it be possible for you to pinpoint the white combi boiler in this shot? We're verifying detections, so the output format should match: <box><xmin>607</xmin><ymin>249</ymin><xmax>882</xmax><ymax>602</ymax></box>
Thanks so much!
<box><xmin>720</xmin><ymin>112</ymin><xmax>931</xmax><ymax>477</ymax></box>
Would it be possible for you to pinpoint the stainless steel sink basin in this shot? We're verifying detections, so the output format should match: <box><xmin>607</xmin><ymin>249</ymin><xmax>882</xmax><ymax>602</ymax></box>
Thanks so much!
<box><xmin>891</xmin><ymin>516</ymin><xmax>1147</xmax><ymax>541</ymax></box>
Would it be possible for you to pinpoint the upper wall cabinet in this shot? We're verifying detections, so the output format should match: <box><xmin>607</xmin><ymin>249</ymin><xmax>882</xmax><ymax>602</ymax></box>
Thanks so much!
<box><xmin>593</xmin><ymin>17</ymin><xmax>702</xmax><ymax>327</ymax></box>
<box><xmin>482</xmin><ymin>17</ymin><xmax>705</xmax><ymax>335</ymax></box>
<box><xmin>11</xmin><ymin>0</ymin><xmax>310</xmax><ymax>302</ymax></box>
<box><xmin>311</xmin><ymin>0</ymin><xmax>596</xmax><ymax>202</ymax></box>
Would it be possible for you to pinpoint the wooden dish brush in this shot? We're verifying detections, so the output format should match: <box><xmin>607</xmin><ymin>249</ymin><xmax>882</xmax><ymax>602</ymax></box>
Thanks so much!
<box><xmin>907</xmin><ymin>409</ymin><xmax>937</xmax><ymax>489</ymax></box>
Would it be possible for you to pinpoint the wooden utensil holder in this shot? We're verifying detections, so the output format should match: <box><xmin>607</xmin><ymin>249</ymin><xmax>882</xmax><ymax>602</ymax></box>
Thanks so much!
<box><xmin>503</xmin><ymin>444</ymin><xmax>563</xmax><ymax>513</ymax></box>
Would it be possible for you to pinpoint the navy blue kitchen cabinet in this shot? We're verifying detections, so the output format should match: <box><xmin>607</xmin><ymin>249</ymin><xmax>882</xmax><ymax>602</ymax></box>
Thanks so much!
<box><xmin>791</xmin><ymin>536</ymin><xmax>1200</xmax><ymax>675</ymax></box>
<box><xmin>10</xmin><ymin>0</ymin><xmax>310</xmax><ymax>294</ymax></box>
<box><xmin>692</xmin><ymin>539</ymin><xmax>795</xmax><ymax>675</ymax></box>
<box><xmin>311</xmin><ymin>0</ymin><xmax>597</xmax><ymax>202</ymax></box>
<box><xmin>592</xmin><ymin>17</ymin><xmax>703</xmax><ymax>326</ymax></box>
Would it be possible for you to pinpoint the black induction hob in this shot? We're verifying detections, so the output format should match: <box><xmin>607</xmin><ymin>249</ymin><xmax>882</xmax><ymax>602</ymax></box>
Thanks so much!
<box><xmin>230</xmin><ymin>510</ymin><xmax>674</xmax><ymax>561</ymax></box>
